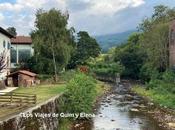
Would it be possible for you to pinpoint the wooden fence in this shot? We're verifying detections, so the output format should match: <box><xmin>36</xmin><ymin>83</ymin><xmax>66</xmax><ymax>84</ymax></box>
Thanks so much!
<box><xmin>0</xmin><ymin>92</ymin><xmax>37</xmax><ymax>105</ymax></box>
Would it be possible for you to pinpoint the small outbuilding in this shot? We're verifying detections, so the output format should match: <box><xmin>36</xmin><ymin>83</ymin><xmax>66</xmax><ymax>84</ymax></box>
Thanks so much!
<box><xmin>7</xmin><ymin>70</ymin><xmax>39</xmax><ymax>87</ymax></box>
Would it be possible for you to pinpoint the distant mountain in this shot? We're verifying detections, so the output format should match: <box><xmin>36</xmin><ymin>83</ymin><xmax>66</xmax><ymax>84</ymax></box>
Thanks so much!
<box><xmin>94</xmin><ymin>30</ymin><xmax>136</xmax><ymax>51</ymax></box>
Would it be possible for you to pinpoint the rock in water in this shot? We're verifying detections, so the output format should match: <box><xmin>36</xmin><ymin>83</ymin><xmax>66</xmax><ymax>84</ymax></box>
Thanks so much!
<box><xmin>130</xmin><ymin>108</ymin><xmax>139</xmax><ymax>112</ymax></box>
<box><xmin>168</xmin><ymin>123</ymin><xmax>175</xmax><ymax>128</ymax></box>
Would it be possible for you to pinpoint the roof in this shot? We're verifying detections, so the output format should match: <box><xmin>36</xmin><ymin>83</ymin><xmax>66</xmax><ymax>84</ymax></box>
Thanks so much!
<box><xmin>11</xmin><ymin>36</ymin><xmax>32</xmax><ymax>44</ymax></box>
<box><xmin>8</xmin><ymin>70</ymin><xmax>37</xmax><ymax>77</ymax></box>
<box><xmin>0</xmin><ymin>27</ymin><xmax>14</xmax><ymax>38</ymax></box>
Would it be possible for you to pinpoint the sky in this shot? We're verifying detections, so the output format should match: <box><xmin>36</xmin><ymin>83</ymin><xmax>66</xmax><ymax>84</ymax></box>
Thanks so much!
<box><xmin>0</xmin><ymin>0</ymin><xmax>175</xmax><ymax>36</ymax></box>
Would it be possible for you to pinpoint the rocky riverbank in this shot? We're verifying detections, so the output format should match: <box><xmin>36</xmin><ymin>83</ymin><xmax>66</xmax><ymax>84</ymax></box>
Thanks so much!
<box><xmin>129</xmin><ymin>80</ymin><xmax>175</xmax><ymax>130</ymax></box>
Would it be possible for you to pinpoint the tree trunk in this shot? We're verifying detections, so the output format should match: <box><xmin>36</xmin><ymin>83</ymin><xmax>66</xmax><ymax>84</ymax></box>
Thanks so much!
<box><xmin>52</xmin><ymin>47</ymin><xmax>57</xmax><ymax>82</ymax></box>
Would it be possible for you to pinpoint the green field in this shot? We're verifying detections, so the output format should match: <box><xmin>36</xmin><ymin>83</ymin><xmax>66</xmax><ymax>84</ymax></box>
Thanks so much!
<box><xmin>14</xmin><ymin>84</ymin><xmax>66</xmax><ymax>103</ymax></box>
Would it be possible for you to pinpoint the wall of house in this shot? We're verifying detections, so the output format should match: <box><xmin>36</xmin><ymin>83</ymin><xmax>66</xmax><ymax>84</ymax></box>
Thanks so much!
<box><xmin>0</xmin><ymin>94</ymin><xmax>62</xmax><ymax>130</ymax></box>
<box><xmin>169</xmin><ymin>20</ymin><xmax>175</xmax><ymax>68</ymax></box>
<box><xmin>11</xmin><ymin>44</ymin><xmax>34</xmax><ymax>68</ymax></box>
<box><xmin>18</xmin><ymin>74</ymin><xmax>35</xmax><ymax>87</ymax></box>
<box><xmin>0</xmin><ymin>33</ymin><xmax>11</xmax><ymax>80</ymax></box>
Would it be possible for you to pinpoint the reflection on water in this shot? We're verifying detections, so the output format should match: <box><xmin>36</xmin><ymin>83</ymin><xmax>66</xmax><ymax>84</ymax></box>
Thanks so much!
<box><xmin>92</xmin><ymin>94</ymin><xmax>162</xmax><ymax>130</ymax></box>
<box><xmin>73</xmin><ymin>83</ymin><xmax>165</xmax><ymax>130</ymax></box>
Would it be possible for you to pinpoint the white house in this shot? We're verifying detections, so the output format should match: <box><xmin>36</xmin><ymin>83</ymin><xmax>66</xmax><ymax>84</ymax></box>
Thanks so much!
<box><xmin>10</xmin><ymin>36</ymin><xmax>33</xmax><ymax>68</ymax></box>
<box><xmin>0</xmin><ymin>27</ymin><xmax>14</xmax><ymax>80</ymax></box>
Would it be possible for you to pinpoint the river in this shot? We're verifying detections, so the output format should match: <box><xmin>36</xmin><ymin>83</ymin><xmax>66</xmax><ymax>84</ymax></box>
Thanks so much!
<box><xmin>73</xmin><ymin>81</ymin><xmax>165</xmax><ymax>130</ymax></box>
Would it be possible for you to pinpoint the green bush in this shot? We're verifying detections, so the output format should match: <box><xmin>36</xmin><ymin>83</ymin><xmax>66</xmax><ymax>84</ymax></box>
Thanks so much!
<box><xmin>63</xmin><ymin>73</ymin><xmax>96</xmax><ymax>114</ymax></box>
<box><xmin>91</xmin><ymin>62</ymin><xmax>124</xmax><ymax>77</ymax></box>
<box><xmin>162</xmin><ymin>70</ymin><xmax>175</xmax><ymax>83</ymax></box>
<box><xmin>147</xmin><ymin>79</ymin><xmax>161</xmax><ymax>89</ymax></box>
<box><xmin>139</xmin><ymin>64</ymin><xmax>160</xmax><ymax>82</ymax></box>
<box><xmin>59</xmin><ymin>70</ymin><xmax>77</xmax><ymax>82</ymax></box>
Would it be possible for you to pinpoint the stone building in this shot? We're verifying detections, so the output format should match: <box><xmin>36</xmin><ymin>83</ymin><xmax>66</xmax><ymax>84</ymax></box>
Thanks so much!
<box><xmin>169</xmin><ymin>20</ymin><xmax>175</xmax><ymax>68</ymax></box>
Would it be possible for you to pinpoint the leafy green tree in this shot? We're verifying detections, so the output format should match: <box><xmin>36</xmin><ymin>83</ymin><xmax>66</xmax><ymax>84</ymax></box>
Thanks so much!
<box><xmin>31</xmin><ymin>9</ymin><xmax>75</xmax><ymax>80</ymax></box>
<box><xmin>138</xmin><ymin>5</ymin><xmax>175</xmax><ymax>72</ymax></box>
<box><xmin>63</xmin><ymin>73</ymin><xmax>96</xmax><ymax>114</ymax></box>
<box><xmin>6</xmin><ymin>27</ymin><xmax>17</xmax><ymax>36</ymax></box>
<box><xmin>68</xmin><ymin>31</ymin><xmax>101</xmax><ymax>68</ymax></box>
<box><xmin>114</xmin><ymin>33</ymin><xmax>146</xmax><ymax>79</ymax></box>
<box><xmin>139</xmin><ymin>23</ymin><xmax>169</xmax><ymax>72</ymax></box>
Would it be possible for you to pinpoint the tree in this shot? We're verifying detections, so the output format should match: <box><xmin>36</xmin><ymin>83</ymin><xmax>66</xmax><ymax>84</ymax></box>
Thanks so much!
<box><xmin>31</xmin><ymin>9</ymin><xmax>75</xmax><ymax>81</ymax></box>
<box><xmin>6</xmin><ymin>27</ymin><xmax>17</xmax><ymax>36</ymax></box>
<box><xmin>63</xmin><ymin>73</ymin><xmax>96</xmax><ymax>113</ymax></box>
<box><xmin>138</xmin><ymin>5</ymin><xmax>175</xmax><ymax>72</ymax></box>
<box><xmin>114</xmin><ymin>33</ymin><xmax>146</xmax><ymax>79</ymax></box>
<box><xmin>68</xmin><ymin>31</ymin><xmax>101</xmax><ymax>68</ymax></box>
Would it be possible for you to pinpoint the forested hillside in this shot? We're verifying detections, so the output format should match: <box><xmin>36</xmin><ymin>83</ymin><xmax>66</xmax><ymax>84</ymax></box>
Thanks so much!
<box><xmin>94</xmin><ymin>30</ymin><xmax>136</xmax><ymax>51</ymax></box>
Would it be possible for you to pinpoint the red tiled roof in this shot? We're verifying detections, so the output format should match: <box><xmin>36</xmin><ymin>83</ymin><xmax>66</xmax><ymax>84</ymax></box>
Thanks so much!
<box><xmin>8</xmin><ymin>70</ymin><xmax>37</xmax><ymax>77</ymax></box>
<box><xmin>11</xmin><ymin>36</ymin><xmax>32</xmax><ymax>44</ymax></box>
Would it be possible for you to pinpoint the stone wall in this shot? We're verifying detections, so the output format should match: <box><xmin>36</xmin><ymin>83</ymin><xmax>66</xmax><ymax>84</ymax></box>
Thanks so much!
<box><xmin>0</xmin><ymin>94</ymin><xmax>62</xmax><ymax>130</ymax></box>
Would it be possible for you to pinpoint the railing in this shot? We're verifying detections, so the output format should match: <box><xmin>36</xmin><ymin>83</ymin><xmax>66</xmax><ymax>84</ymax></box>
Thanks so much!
<box><xmin>0</xmin><ymin>92</ymin><xmax>37</xmax><ymax>105</ymax></box>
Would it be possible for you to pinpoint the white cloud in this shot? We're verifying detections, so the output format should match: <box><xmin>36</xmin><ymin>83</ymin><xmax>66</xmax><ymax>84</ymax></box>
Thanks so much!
<box><xmin>132</xmin><ymin>0</ymin><xmax>145</xmax><ymax>7</ymax></box>
<box><xmin>0</xmin><ymin>0</ymin><xmax>145</xmax><ymax>35</ymax></box>
<box><xmin>0</xmin><ymin>0</ymin><xmax>67</xmax><ymax>35</ymax></box>
<box><xmin>0</xmin><ymin>13</ymin><xmax>4</xmax><ymax>21</ymax></box>
<box><xmin>0</xmin><ymin>3</ymin><xmax>23</xmax><ymax>12</ymax></box>
<box><xmin>67</xmin><ymin>0</ymin><xmax>145</xmax><ymax>15</ymax></box>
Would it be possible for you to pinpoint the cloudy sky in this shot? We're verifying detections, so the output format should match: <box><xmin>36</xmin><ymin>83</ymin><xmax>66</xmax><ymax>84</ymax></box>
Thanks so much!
<box><xmin>0</xmin><ymin>0</ymin><xmax>175</xmax><ymax>36</ymax></box>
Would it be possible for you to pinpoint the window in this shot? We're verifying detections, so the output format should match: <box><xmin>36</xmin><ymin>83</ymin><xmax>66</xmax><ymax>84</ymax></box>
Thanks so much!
<box><xmin>8</xmin><ymin>42</ymin><xmax>11</xmax><ymax>49</ymax></box>
<box><xmin>11</xmin><ymin>48</ymin><xmax>17</xmax><ymax>63</ymax></box>
<box><xmin>18</xmin><ymin>49</ymin><xmax>31</xmax><ymax>63</ymax></box>
<box><xmin>3</xmin><ymin>40</ymin><xmax>6</xmax><ymax>48</ymax></box>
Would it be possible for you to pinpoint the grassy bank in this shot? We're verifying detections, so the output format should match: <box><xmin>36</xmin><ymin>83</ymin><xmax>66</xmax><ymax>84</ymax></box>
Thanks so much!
<box><xmin>0</xmin><ymin>84</ymin><xmax>66</xmax><ymax>120</ymax></box>
<box><xmin>14</xmin><ymin>84</ymin><xmax>66</xmax><ymax>103</ymax></box>
<box><xmin>132</xmin><ymin>86</ymin><xmax>175</xmax><ymax>109</ymax></box>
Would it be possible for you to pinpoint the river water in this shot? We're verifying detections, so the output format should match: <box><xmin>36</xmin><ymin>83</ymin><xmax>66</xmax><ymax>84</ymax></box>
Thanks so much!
<box><xmin>73</xmin><ymin>81</ymin><xmax>165</xmax><ymax>130</ymax></box>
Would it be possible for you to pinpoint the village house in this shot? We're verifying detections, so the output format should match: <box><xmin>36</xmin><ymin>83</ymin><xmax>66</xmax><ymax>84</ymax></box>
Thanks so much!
<box><xmin>0</xmin><ymin>27</ymin><xmax>14</xmax><ymax>81</ymax></box>
<box><xmin>169</xmin><ymin>20</ymin><xmax>175</xmax><ymax>68</ymax></box>
<box><xmin>10</xmin><ymin>36</ymin><xmax>33</xmax><ymax>68</ymax></box>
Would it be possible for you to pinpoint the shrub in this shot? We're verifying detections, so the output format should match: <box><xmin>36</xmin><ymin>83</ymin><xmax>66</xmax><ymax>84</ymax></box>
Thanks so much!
<box><xmin>78</xmin><ymin>65</ymin><xmax>89</xmax><ymax>73</ymax></box>
<box><xmin>162</xmin><ymin>70</ymin><xmax>175</xmax><ymax>83</ymax></box>
<box><xmin>91</xmin><ymin>62</ymin><xmax>124</xmax><ymax>77</ymax></box>
<box><xmin>147</xmin><ymin>79</ymin><xmax>161</xmax><ymax>89</ymax></box>
<box><xmin>59</xmin><ymin>70</ymin><xmax>77</xmax><ymax>82</ymax></box>
<box><xmin>140</xmin><ymin>64</ymin><xmax>160</xmax><ymax>82</ymax></box>
<box><xmin>63</xmin><ymin>73</ymin><xmax>96</xmax><ymax>114</ymax></box>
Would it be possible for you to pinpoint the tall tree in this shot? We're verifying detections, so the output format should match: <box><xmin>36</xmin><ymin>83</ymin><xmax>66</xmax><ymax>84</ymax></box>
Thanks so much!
<box><xmin>31</xmin><ymin>9</ymin><xmax>74</xmax><ymax>81</ymax></box>
<box><xmin>6</xmin><ymin>27</ymin><xmax>17</xmax><ymax>36</ymax></box>
<box><xmin>114</xmin><ymin>33</ymin><xmax>146</xmax><ymax>79</ymax></box>
<box><xmin>138</xmin><ymin>5</ymin><xmax>175</xmax><ymax>72</ymax></box>
<box><xmin>68</xmin><ymin>31</ymin><xmax>101</xmax><ymax>68</ymax></box>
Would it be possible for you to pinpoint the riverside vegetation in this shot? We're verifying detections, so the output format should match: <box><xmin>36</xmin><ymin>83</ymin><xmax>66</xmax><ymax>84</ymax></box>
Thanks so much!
<box><xmin>9</xmin><ymin>4</ymin><xmax>175</xmax><ymax>130</ymax></box>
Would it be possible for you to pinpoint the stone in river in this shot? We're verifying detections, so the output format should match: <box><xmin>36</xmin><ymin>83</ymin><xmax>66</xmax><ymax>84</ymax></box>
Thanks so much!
<box><xmin>168</xmin><ymin>123</ymin><xmax>175</xmax><ymax>128</ymax></box>
<box><xmin>74</xmin><ymin>124</ymin><xmax>81</xmax><ymax>128</ymax></box>
<box><xmin>130</xmin><ymin>108</ymin><xmax>139</xmax><ymax>112</ymax></box>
